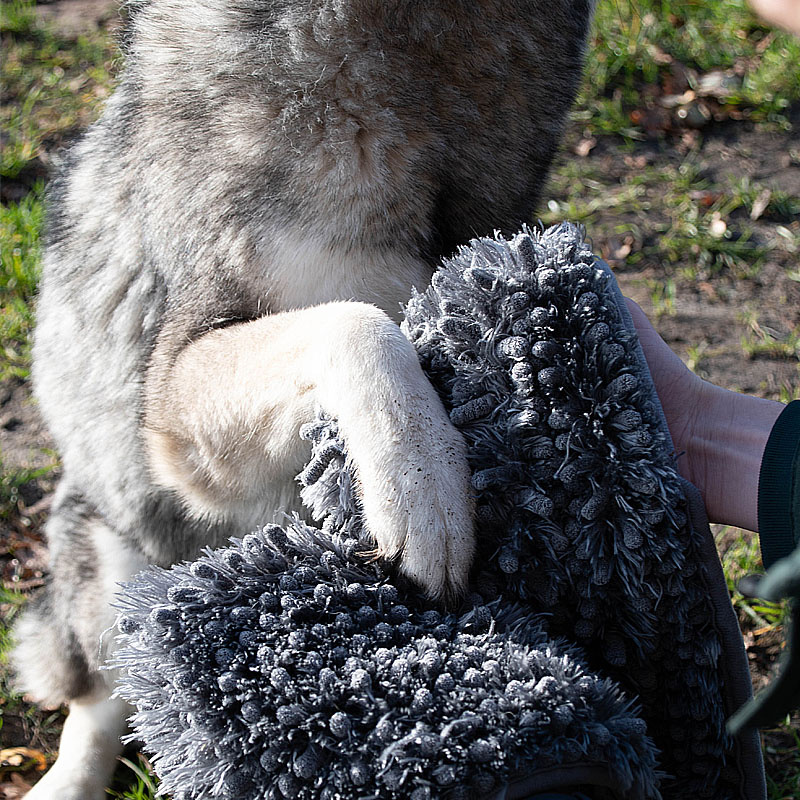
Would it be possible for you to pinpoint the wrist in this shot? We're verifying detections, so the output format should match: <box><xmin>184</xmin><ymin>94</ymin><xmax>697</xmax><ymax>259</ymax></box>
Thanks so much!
<box><xmin>681</xmin><ymin>382</ymin><xmax>783</xmax><ymax>531</ymax></box>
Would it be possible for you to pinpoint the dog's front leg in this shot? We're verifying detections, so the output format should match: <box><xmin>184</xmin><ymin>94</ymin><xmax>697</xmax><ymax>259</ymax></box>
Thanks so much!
<box><xmin>145</xmin><ymin>301</ymin><xmax>475</xmax><ymax>600</ymax></box>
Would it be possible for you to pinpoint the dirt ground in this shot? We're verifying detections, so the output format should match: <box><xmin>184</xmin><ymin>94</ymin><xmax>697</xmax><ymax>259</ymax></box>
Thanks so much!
<box><xmin>1</xmin><ymin>0</ymin><xmax>799</xmax><ymax>796</ymax></box>
<box><xmin>610</xmin><ymin>110</ymin><xmax>800</xmax><ymax>393</ymax></box>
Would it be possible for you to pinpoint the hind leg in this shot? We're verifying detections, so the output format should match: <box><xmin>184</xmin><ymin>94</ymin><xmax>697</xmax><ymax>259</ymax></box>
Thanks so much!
<box><xmin>22</xmin><ymin>691</ymin><xmax>130</xmax><ymax>800</ymax></box>
<box><xmin>12</xmin><ymin>491</ymin><xmax>148</xmax><ymax>800</ymax></box>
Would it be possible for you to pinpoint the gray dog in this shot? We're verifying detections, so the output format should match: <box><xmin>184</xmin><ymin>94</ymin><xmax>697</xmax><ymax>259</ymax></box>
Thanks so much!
<box><xmin>13</xmin><ymin>1</ymin><xmax>594</xmax><ymax>797</ymax></box>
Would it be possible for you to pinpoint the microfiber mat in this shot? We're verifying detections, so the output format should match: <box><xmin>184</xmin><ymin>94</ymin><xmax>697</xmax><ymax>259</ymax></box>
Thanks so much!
<box><xmin>112</xmin><ymin>223</ymin><xmax>765</xmax><ymax>800</ymax></box>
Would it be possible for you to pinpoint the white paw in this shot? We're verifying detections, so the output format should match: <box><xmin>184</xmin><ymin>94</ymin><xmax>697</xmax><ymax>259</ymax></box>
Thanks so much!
<box><xmin>24</xmin><ymin>760</ymin><xmax>108</xmax><ymax>800</ymax></box>
<box><xmin>25</xmin><ymin>695</ymin><xmax>128</xmax><ymax>800</ymax></box>
<box><xmin>356</xmin><ymin>399</ymin><xmax>475</xmax><ymax>602</ymax></box>
<box><xmin>313</xmin><ymin>302</ymin><xmax>476</xmax><ymax>601</ymax></box>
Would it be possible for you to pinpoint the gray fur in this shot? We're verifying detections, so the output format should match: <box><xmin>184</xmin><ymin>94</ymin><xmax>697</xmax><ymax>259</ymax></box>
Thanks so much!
<box><xmin>13</xmin><ymin>0</ymin><xmax>593</xmax><ymax>708</ymax></box>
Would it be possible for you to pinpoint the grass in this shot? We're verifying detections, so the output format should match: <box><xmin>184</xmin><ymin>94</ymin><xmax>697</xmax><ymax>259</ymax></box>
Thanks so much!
<box><xmin>659</xmin><ymin>190</ymin><xmax>766</xmax><ymax>280</ymax></box>
<box><xmin>729</xmin><ymin>177</ymin><xmax>800</xmax><ymax>222</ymax></box>
<box><xmin>108</xmin><ymin>755</ymin><xmax>160</xmax><ymax>800</ymax></box>
<box><xmin>0</xmin><ymin>185</ymin><xmax>43</xmax><ymax>381</ymax></box>
<box><xmin>0</xmin><ymin>585</ymin><xmax>67</xmax><ymax>792</ymax></box>
<box><xmin>0</xmin><ymin>587</ymin><xmax>58</xmax><ymax>742</ymax></box>
<box><xmin>1</xmin><ymin>0</ymin><xmax>116</xmax><ymax>380</ymax></box>
<box><xmin>1</xmin><ymin>1</ymin><xmax>119</xmax><ymax>182</ymax></box>
<box><xmin>779</xmin><ymin>382</ymin><xmax>800</xmax><ymax>404</ymax></box>
<box><xmin>542</xmin><ymin>159</ymin><xmax>776</xmax><ymax>279</ymax></box>
<box><xmin>717</xmin><ymin>527</ymin><xmax>789</xmax><ymax>629</ymax></box>
<box><xmin>716</xmin><ymin>526</ymin><xmax>800</xmax><ymax>800</ymax></box>
<box><xmin>740</xmin><ymin>311</ymin><xmax>800</xmax><ymax>360</ymax></box>
<box><xmin>647</xmin><ymin>277</ymin><xmax>676</xmax><ymax>318</ymax></box>
<box><xmin>580</xmin><ymin>0</ymin><xmax>800</xmax><ymax>138</ymax></box>
<box><xmin>766</xmin><ymin>724</ymin><xmax>800</xmax><ymax>800</ymax></box>
<box><xmin>0</xmin><ymin>454</ymin><xmax>50</xmax><ymax>520</ymax></box>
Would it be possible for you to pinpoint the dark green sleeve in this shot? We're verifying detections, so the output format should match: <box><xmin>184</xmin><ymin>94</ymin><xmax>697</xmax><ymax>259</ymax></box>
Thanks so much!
<box><xmin>729</xmin><ymin>400</ymin><xmax>800</xmax><ymax>733</ymax></box>
<box><xmin>758</xmin><ymin>399</ymin><xmax>800</xmax><ymax>570</ymax></box>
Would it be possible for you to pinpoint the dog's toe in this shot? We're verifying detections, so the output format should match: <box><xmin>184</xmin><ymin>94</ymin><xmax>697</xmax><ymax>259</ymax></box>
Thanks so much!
<box><xmin>359</xmin><ymin>428</ymin><xmax>475</xmax><ymax>601</ymax></box>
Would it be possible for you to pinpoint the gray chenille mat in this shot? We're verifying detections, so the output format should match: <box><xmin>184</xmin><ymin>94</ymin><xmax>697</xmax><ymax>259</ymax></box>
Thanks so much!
<box><xmin>112</xmin><ymin>223</ymin><xmax>765</xmax><ymax>800</ymax></box>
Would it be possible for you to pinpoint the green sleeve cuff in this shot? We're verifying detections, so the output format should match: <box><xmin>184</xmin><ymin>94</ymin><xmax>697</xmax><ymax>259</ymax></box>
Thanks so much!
<box><xmin>758</xmin><ymin>399</ymin><xmax>800</xmax><ymax>570</ymax></box>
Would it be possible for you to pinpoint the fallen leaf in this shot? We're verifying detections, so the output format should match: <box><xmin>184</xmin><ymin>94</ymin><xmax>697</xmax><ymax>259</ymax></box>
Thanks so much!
<box><xmin>613</xmin><ymin>236</ymin><xmax>634</xmax><ymax>260</ymax></box>
<box><xmin>0</xmin><ymin>748</ymin><xmax>48</xmax><ymax>774</ymax></box>
<box><xmin>750</xmin><ymin>188</ymin><xmax>772</xmax><ymax>221</ymax></box>
<box><xmin>0</xmin><ymin>774</ymin><xmax>34</xmax><ymax>800</ymax></box>
<box><xmin>623</xmin><ymin>154</ymin><xmax>648</xmax><ymax>170</ymax></box>
<box><xmin>664</xmin><ymin>60</ymin><xmax>696</xmax><ymax>94</ymax></box>
<box><xmin>659</xmin><ymin>90</ymin><xmax>695</xmax><ymax>109</ymax></box>
<box><xmin>698</xmin><ymin>282</ymin><xmax>718</xmax><ymax>301</ymax></box>
<box><xmin>677</xmin><ymin>130</ymin><xmax>700</xmax><ymax>153</ymax></box>
<box><xmin>691</xmin><ymin>190</ymin><xmax>721</xmax><ymax>208</ymax></box>
<box><xmin>755</xmin><ymin>32</ymin><xmax>776</xmax><ymax>53</ymax></box>
<box><xmin>574</xmin><ymin>137</ymin><xmax>596</xmax><ymax>157</ymax></box>
<box><xmin>648</xmin><ymin>43</ymin><xmax>673</xmax><ymax>66</ymax></box>
<box><xmin>67</xmin><ymin>76</ymin><xmax>87</xmax><ymax>93</ymax></box>
<box><xmin>629</xmin><ymin>106</ymin><xmax>671</xmax><ymax>135</ymax></box>
<box><xmin>604</xmin><ymin>235</ymin><xmax>635</xmax><ymax>265</ymax></box>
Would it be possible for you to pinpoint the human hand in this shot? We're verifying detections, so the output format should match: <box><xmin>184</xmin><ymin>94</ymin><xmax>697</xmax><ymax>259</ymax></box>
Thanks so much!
<box><xmin>749</xmin><ymin>0</ymin><xmax>800</xmax><ymax>34</ymax></box>
<box><xmin>625</xmin><ymin>298</ymin><xmax>783</xmax><ymax>531</ymax></box>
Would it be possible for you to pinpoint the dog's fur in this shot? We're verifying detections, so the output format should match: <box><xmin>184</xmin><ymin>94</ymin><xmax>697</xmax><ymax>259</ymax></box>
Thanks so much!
<box><xmin>12</xmin><ymin>1</ymin><xmax>593</xmax><ymax>796</ymax></box>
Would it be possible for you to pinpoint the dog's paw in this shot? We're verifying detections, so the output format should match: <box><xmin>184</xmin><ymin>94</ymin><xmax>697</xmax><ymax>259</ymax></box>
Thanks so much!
<box><xmin>311</xmin><ymin>302</ymin><xmax>476</xmax><ymax>601</ymax></box>
<box><xmin>23</xmin><ymin>765</ymin><xmax>107</xmax><ymax>800</ymax></box>
<box><xmin>23</xmin><ymin>695</ymin><xmax>128</xmax><ymax>800</ymax></box>
<box><xmin>355</xmin><ymin>400</ymin><xmax>475</xmax><ymax>602</ymax></box>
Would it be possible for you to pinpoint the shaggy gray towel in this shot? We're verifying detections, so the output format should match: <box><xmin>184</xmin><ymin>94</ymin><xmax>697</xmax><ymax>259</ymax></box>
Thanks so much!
<box><xmin>113</xmin><ymin>224</ymin><xmax>764</xmax><ymax>800</ymax></box>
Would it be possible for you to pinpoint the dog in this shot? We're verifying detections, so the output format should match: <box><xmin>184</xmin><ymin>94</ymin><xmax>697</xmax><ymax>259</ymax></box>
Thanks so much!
<box><xmin>12</xmin><ymin>1</ymin><xmax>593</xmax><ymax>797</ymax></box>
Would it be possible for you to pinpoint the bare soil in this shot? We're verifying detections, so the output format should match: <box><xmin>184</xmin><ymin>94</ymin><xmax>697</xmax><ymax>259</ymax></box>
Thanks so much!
<box><xmin>558</xmin><ymin>108</ymin><xmax>800</xmax><ymax>398</ymax></box>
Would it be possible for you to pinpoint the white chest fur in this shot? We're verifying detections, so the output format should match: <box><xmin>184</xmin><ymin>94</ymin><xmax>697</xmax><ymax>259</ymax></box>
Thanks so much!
<box><xmin>262</xmin><ymin>231</ymin><xmax>434</xmax><ymax>321</ymax></box>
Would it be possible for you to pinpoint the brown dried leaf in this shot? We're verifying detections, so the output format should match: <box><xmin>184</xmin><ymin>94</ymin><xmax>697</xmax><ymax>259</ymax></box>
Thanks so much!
<box><xmin>0</xmin><ymin>748</ymin><xmax>48</xmax><ymax>773</ymax></box>
<box><xmin>623</xmin><ymin>154</ymin><xmax>649</xmax><ymax>170</ymax></box>
<box><xmin>664</xmin><ymin>61</ymin><xmax>696</xmax><ymax>94</ymax></box>
<box><xmin>698</xmin><ymin>282</ymin><xmax>718</xmax><ymax>301</ymax></box>
<box><xmin>613</xmin><ymin>236</ymin><xmax>634</xmax><ymax>260</ymax></box>
<box><xmin>629</xmin><ymin>105</ymin><xmax>671</xmax><ymax>136</ymax></box>
<box><xmin>690</xmin><ymin>190</ymin><xmax>721</xmax><ymax>208</ymax></box>
<box><xmin>0</xmin><ymin>774</ymin><xmax>35</xmax><ymax>800</ymax></box>
<box><xmin>676</xmin><ymin>130</ymin><xmax>700</xmax><ymax>153</ymax></box>
<box><xmin>659</xmin><ymin>90</ymin><xmax>695</xmax><ymax>109</ymax></box>
<box><xmin>648</xmin><ymin>43</ymin><xmax>673</xmax><ymax>66</ymax></box>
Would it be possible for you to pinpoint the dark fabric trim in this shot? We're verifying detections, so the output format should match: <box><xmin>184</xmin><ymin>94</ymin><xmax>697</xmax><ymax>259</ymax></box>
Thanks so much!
<box><xmin>491</xmin><ymin>763</ymin><xmax>628</xmax><ymax>800</ymax></box>
<box><xmin>758</xmin><ymin>399</ymin><xmax>800</xmax><ymax>569</ymax></box>
<box><xmin>681</xmin><ymin>478</ymin><xmax>767</xmax><ymax>800</ymax></box>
